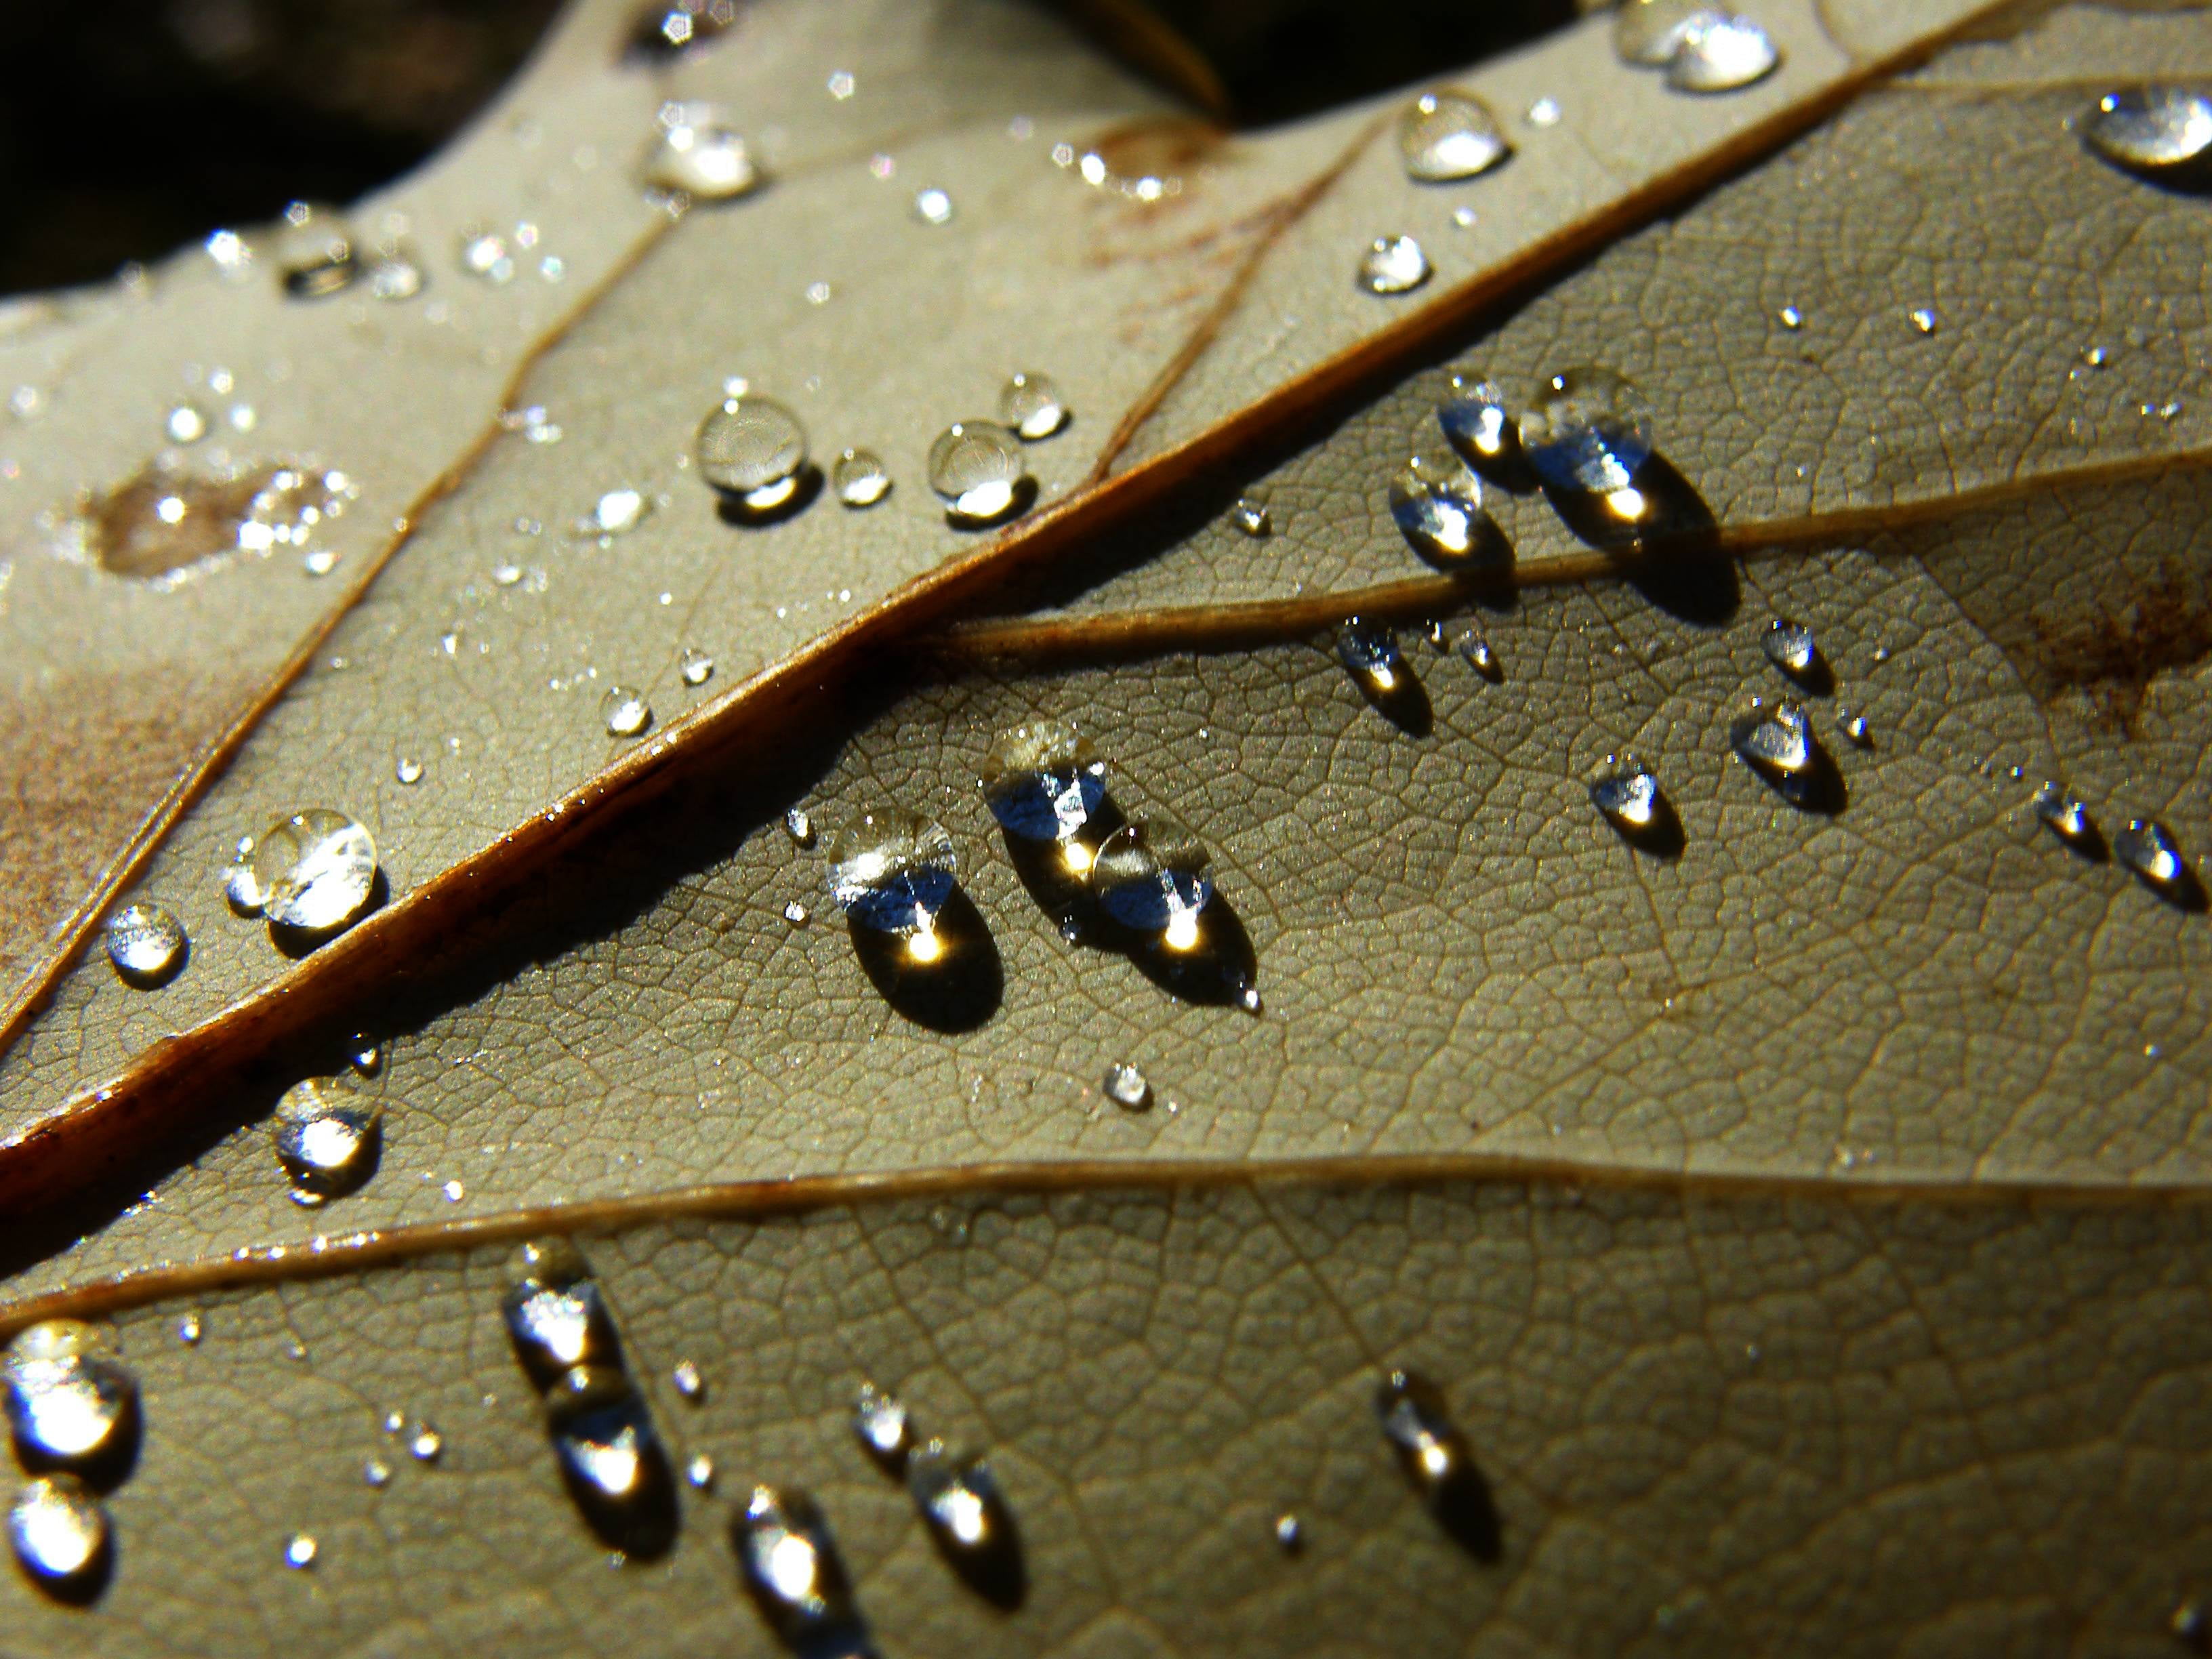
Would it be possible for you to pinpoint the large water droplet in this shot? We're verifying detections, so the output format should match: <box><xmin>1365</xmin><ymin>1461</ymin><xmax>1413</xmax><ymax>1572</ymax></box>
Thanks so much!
<box><xmin>9</xmin><ymin>1475</ymin><xmax>108</xmax><ymax>1593</ymax></box>
<box><xmin>104</xmin><ymin>902</ymin><xmax>186</xmax><ymax>987</ymax></box>
<box><xmin>249</xmin><ymin>808</ymin><xmax>378</xmax><ymax>936</ymax></box>
<box><xmin>1357</xmin><ymin>234</ymin><xmax>1431</xmax><ymax>295</ymax></box>
<box><xmin>1090</xmin><ymin>813</ymin><xmax>1214</xmax><ymax>941</ymax></box>
<box><xmin>1389</xmin><ymin>455</ymin><xmax>1502</xmax><ymax>569</ymax></box>
<box><xmin>832</xmin><ymin>448</ymin><xmax>890</xmax><ymax>508</ymax></box>
<box><xmin>1375</xmin><ymin>1369</ymin><xmax>1499</xmax><ymax>1559</ymax></box>
<box><xmin>734</xmin><ymin>1486</ymin><xmax>873</xmax><ymax>1658</ymax></box>
<box><xmin>602</xmin><ymin>685</ymin><xmax>652</xmax><ymax>738</ymax></box>
<box><xmin>644</xmin><ymin>106</ymin><xmax>762</xmax><ymax>201</ymax></box>
<box><xmin>1397</xmin><ymin>90</ymin><xmax>1511</xmax><ymax>182</ymax></box>
<box><xmin>980</xmin><ymin>722</ymin><xmax>1107</xmax><ymax>844</ymax></box>
<box><xmin>998</xmin><ymin>372</ymin><xmax>1068</xmax><ymax>441</ymax></box>
<box><xmin>827</xmin><ymin>811</ymin><xmax>958</xmax><ymax>934</ymax></box>
<box><xmin>853</xmin><ymin>1382</ymin><xmax>911</xmax><ymax>1473</ymax></box>
<box><xmin>1520</xmin><ymin>368</ymin><xmax>1655</xmax><ymax>494</ymax></box>
<box><xmin>696</xmin><ymin>396</ymin><xmax>808</xmax><ymax>512</ymax></box>
<box><xmin>1730</xmin><ymin>699</ymin><xmax>1833</xmax><ymax>809</ymax></box>
<box><xmin>274</xmin><ymin>202</ymin><xmax>359</xmax><ymax>299</ymax></box>
<box><xmin>1666</xmin><ymin>15</ymin><xmax>1780</xmax><ymax>93</ymax></box>
<box><xmin>926</xmin><ymin>421</ymin><xmax>1031</xmax><ymax>525</ymax></box>
<box><xmin>1437</xmin><ymin>375</ymin><xmax>1513</xmax><ymax>464</ymax></box>
<box><xmin>272</xmin><ymin>1076</ymin><xmax>384</xmax><ymax>1203</ymax></box>
<box><xmin>906</xmin><ymin>1440</ymin><xmax>1025</xmax><ymax>1607</ymax></box>
<box><xmin>2031</xmin><ymin>781</ymin><xmax>2098</xmax><ymax>851</ymax></box>
<box><xmin>2116</xmin><ymin>819</ymin><xmax>2194</xmax><ymax>902</ymax></box>
<box><xmin>1589</xmin><ymin>756</ymin><xmax>1670</xmax><ymax>842</ymax></box>
<box><xmin>2081</xmin><ymin>87</ymin><xmax>2212</xmax><ymax>178</ymax></box>
<box><xmin>1103</xmin><ymin>1061</ymin><xmax>1152</xmax><ymax>1111</ymax></box>
<box><xmin>504</xmin><ymin>1239</ymin><xmax>621</xmax><ymax>1385</ymax></box>
<box><xmin>3</xmin><ymin>1323</ymin><xmax>138</xmax><ymax>1473</ymax></box>
<box><xmin>544</xmin><ymin>1366</ymin><xmax>672</xmax><ymax>1526</ymax></box>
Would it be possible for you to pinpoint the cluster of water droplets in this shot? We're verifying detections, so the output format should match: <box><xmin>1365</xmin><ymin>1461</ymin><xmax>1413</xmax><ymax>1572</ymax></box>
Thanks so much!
<box><xmin>5</xmin><ymin>1322</ymin><xmax>142</xmax><ymax>1598</ymax></box>
<box><xmin>847</xmin><ymin>1382</ymin><xmax>1024</xmax><ymax>1608</ymax></box>
<box><xmin>2030</xmin><ymin>781</ymin><xmax>2200</xmax><ymax>907</ymax></box>
<box><xmin>1612</xmin><ymin>1</ymin><xmax>1780</xmax><ymax>93</ymax></box>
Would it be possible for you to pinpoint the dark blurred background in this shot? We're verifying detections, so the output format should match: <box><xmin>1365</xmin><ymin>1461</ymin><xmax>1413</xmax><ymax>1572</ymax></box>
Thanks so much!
<box><xmin>0</xmin><ymin>0</ymin><xmax>1579</xmax><ymax>298</ymax></box>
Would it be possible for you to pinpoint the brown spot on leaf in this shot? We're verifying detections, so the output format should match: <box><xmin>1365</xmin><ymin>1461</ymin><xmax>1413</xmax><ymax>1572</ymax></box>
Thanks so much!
<box><xmin>2030</xmin><ymin>558</ymin><xmax>2212</xmax><ymax>732</ymax></box>
<box><xmin>1088</xmin><ymin>115</ymin><xmax>1231</xmax><ymax>184</ymax></box>
<box><xmin>85</xmin><ymin>462</ymin><xmax>319</xmax><ymax>579</ymax></box>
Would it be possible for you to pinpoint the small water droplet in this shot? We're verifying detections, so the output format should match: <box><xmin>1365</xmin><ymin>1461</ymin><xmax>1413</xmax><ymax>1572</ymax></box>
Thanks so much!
<box><xmin>458</xmin><ymin>227</ymin><xmax>514</xmax><ymax>285</ymax></box>
<box><xmin>1762</xmin><ymin>617</ymin><xmax>1818</xmax><ymax>678</ymax></box>
<box><xmin>1730</xmin><ymin>699</ymin><xmax>1829</xmax><ymax>806</ymax></box>
<box><xmin>3</xmin><ymin>1322</ymin><xmax>138</xmax><ymax>1471</ymax></box>
<box><xmin>1526</xmin><ymin>96</ymin><xmax>1561</xmax><ymax>127</ymax></box>
<box><xmin>367</xmin><ymin>247</ymin><xmax>425</xmax><ymax>301</ymax></box>
<box><xmin>249</xmin><ymin>808</ymin><xmax>378</xmax><ymax>935</ymax></box>
<box><xmin>285</xmin><ymin>1533</ymin><xmax>317</xmax><ymax>1569</ymax></box>
<box><xmin>981</xmin><ymin>722</ymin><xmax>1107</xmax><ymax>844</ymax></box>
<box><xmin>1357</xmin><ymin>234</ymin><xmax>1431</xmax><ymax>295</ymax></box>
<box><xmin>998</xmin><ymin>371</ymin><xmax>1068</xmax><ymax>441</ymax></box>
<box><xmin>671</xmin><ymin>1361</ymin><xmax>703</xmax><ymax>1401</ymax></box>
<box><xmin>165</xmin><ymin>404</ymin><xmax>208</xmax><ymax>445</ymax></box>
<box><xmin>906</xmin><ymin>1440</ymin><xmax>1023</xmax><ymax>1604</ymax></box>
<box><xmin>678</xmin><ymin>646</ymin><xmax>715</xmax><ymax>687</ymax></box>
<box><xmin>827</xmin><ymin>810</ymin><xmax>958</xmax><ymax>934</ymax></box>
<box><xmin>1103</xmin><ymin>1061</ymin><xmax>1152</xmax><ymax>1111</ymax></box>
<box><xmin>394</xmin><ymin>754</ymin><xmax>424</xmax><ymax>785</ymax></box>
<box><xmin>1521</xmin><ymin>368</ymin><xmax>1655</xmax><ymax>493</ymax></box>
<box><xmin>927</xmin><ymin>421</ymin><xmax>1031</xmax><ymax>525</ymax></box>
<box><xmin>8</xmin><ymin>1475</ymin><xmax>108</xmax><ymax>1591</ymax></box>
<box><xmin>602</xmin><ymin>685</ymin><xmax>651</xmax><ymax>738</ymax></box>
<box><xmin>1230</xmin><ymin>498</ymin><xmax>1271</xmax><ymax>537</ymax></box>
<box><xmin>734</xmin><ymin>1486</ymin><xmax>870</xmax><ymax>1656</ymax></box>
<box><xmin>275</xmin><ymin>202</ymin><xmax>359</xmax><ymax>299</ymax></box>
<box><xmin>363</xmin><ymin>1457</ymin><xmax>391</xmax><ymax>1488</ymax></box>
<box><xmin>1376</xmin><ymin>1370</ymin><xmax>1496</xmax><ymax>1556</ymax></box>
<box><xmin>1397</xmin><ymin>89</ymin><xmax>1511</xmax><ymax>182</ymax></box>
<box><xmin>1090</xmin><ymin>813</ymin><xmax>1213</xmax><ymax>940</ymax></box>
<box><xmin>2081</xmin><ymin>87</ymin><xmax>2212</xmax><ymax>178</ymax></box>
<box><xmin>783</xmin><ymin>899</ymin><xmax>811</xmax><ymax>926</ymax></box>
<box><xmin>1909</xmin><ymin>306</ymin><xmax>1938</xmax><ymax>335</ymax></box>
<box><xmin>853</xmin><ymin>1382</ymin><xmax>911</xmax><ymax>1471</ymax></box>
<box><xmin>272</xmin><ymin>1076</ymin><xmax>384</xmax><ymax>1202</ymax></box>
<box><xmin>696</xmin><ymin>396</ymin><xmax>808</xmax><ymax>513</ymax></box>
<box><xmin>1274</xmin><ymin>1513</ymin><xmax>1303</xmax><ymax>1553</ymax></box>
<box><xmin>643</xmin><ymin>106</ymin><xmax>761</xmax><ymax>201</ymax></box>
<box><xmin>1336</xmin><ymin>618</ymin><xmax>1404</xmax><ymax>694</ymax></box>
<box><xmin>1459</xmin><ymin>633</ymin><xmax>1502</xmax><ymax>680</ymax></box>
<box><xmin>1437</xmin><ymin>375</ymin><xmax>1513</xmax><ymax>464</ymax></box>
<box><xmin>104</xmin><ymin>901</ymin><xmax>186</xmax><ymax>987</ymax></box>
<box><xmin>2031</xmin><ymin>782</ymin><xmax>2097</xmax><ymax>848</ymax></box>
<box><xmin>176</xmin><ymin>1312</ymin><xmax>202</xmax><ymax>1345</ymax></box>
<box><xmin>631</xmin><ymin>0</ymin><xmax>737</xmax><ymax>58</ymax></box>
<box><xmin>1836</xmin><ymin>708</ymin><xmax>1872</xmax><ymax>747</ymax></box>
<box><xmin>1389</xmin><ymin>455</ymin><xmax>1501</xmax><ymax>569</ymax></box>
<box><xmin>1778</xmin><ymin>304</ymin><xmax>1803</xmax><ymax>330</ymax></box>
<box><xmin>1665</xmin><ymin>15</ymin><xmax>1780</xmax><ymax>93</ymax></box>
<box><xmin>686</xmin><ymin>1453</ymin><xmax>715</xmax><ymax>1490</ymax></box>
<box><xmin>409</xmin><ymin>1426</ymin><xmax>443</xmax><ymax>1462</ymax></box>
<box><xmin>2116</xmin><ymin>819</ymin><xmax>2193</xmax><ymax>901</ymax></box>
<box><xmin>588</xmin><ymin>488</ymin><xmax>647</xmax><ymax>537</ymax></box>
<box><xmin>1589</xmin><ymin>756</ymin><xmax>1668</xmax><ymax>840</ymax></box>
<box><xmin>912</xmin><ymin>186</ymin><xmax>955</xmax><ymax>225</ymax></box>
<box><xmin>832</xmin><ymin>447</ymin><xmax>890</xmax><ymax>508</ymax></box>
<box><xmin>784</xmin><ymin>807</ymin><xmax>815</xmax><ymax>848</ymax></box>
<box><xmin>443</xmin><ymin>1179</ymin><xmax>465</xmax><ymax>1202</ymax></box>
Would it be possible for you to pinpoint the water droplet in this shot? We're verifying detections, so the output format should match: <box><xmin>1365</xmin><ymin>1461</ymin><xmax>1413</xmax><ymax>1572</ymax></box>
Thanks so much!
<box><xmin>1589</xmin><ymin>756</ymin><xmax>1668</xmax><ymax>838</ymax></box>
<box><xmin>589</xmin><ymin>488</ymin><xmax>647</xmax><ymax>537</ymax></box>
<box><xmin>394</xmin><ymin>754</ymin><xmax>424</xmax><ymax>785</ymax></box>
<box><xmin>853</xmin><ymin>1381</ymin><xmax>911</xmax><ymax>1471</ymax></box>
<box><xmin>1397</xmin><ymin>89</ymin><xmax>1511</xmax><ymax>182</ymax></box>
<box><xmin>1665</xmin><ymin>15</ymin><xmax>1780</xmax><ymax>93</ymax></box>
<box><xmin>784</xmin><ymin>807</ymin><xmax>815</xmax><ymax>848</ymax></box>
<box><xmin>1762</xmin><ymin>617</ymin><xmax>1818</xmax><ymax>678</ymax></box>
<box><xmin>2116</xmin><ymin>820</ymin><xmax>2193</xmax><ymax>900</ymax></box>
<box><xmin>1103</xmin><ymin>1061</ymin><xmax>1152</xmax><ymax>1111</ymax></box>
<box><xmin>1836</xmin><ymin>708</ymin><xmax>1872</xmax><ymax>747</ymax></box>
<box><xmin>2031</xmin><ymin>781</ymin><xmax>2097</xmax><ymax>848</ymax></box>
<box><xmin>1090</xmin><ymin>813</ymin><xmax>1213</xmax><ymax>940</ymax></box>
<box><xmin>459</xmin><ymin>228</ymin><xmax>514</xmax><ymax>285</ymax></box>
<box><xmin>644</xmin><ymin>107</ymin><xmax>761</xmax><ymax>201</ymax></box>
<box><xmin>734</xmin><ymin>1487</ymin><xmax>870</xmax><ymax>1656</ymax></box>
<box><xmin>1336</xmin><ymin>618</ymin><xmax>1404</xmax><ymax>690</ymax></box>
<box><xmin>1459</xmin><ymin>633</ymin><xmax>1502</xmax><ymax>679</ymax></box>
<box><xmin>274</xmin><ymin>202</ymin><xmax>359</xmax><ymax>299</ymax></box>
<box><xmin>602</xmin><ymin>685</ymin><xmax>651</xmax><ymax>738</ymax></box>
<box><xmin>1729</xmin><ymin>699</ymin><xmax>1828</xmax><ymax>807</ymax></box>
<box><xmin>249</xmin><ymin>808</ymin><xmax>379</xmax><ymax>935</ymax></box>
<box><xmin>1376</xmin><ymin>1370</ymin><xmax>1497</xmax><ymax>1557</ymax></box>
<box><xmin>1909</xmin><ymin>306</ymin><xmax>1938</xmax><ymax>335</ymax></box>
<box><xmin>1520</xmin><ymin>368</ymin><xmax>1655</xmax><ymax>493</ymax></box>
<box><xmin>104</xmin><ymin>901</ymin><xmax>186</xmax><ymax>987</ymax></box>
<box><xmin>409</xmin><ymin>1427</ymin><xmax>443</xmax><ymax>1462</ymax></box>
<box><xmin>1437</xmin><ymin>375</ymin><xmax>1513</xmax><ymax>464</ymax></box>
<box><xmin>367</xmin><ymin>247</ymin><xmax>425</xmax><ymax>301</ymax></box>
<box><xmin>8</xmin><ymin>1475</ymin><xmax>108</xmax><ymax>1591</ymax></box>
<box><xmin>998</xmin><ymin>372</ymin><xmax>1068</xmax><ymax>441</ymax></box>
<box><xmin>783</xmin><ymin>899</ymin><xmax>811</xmax><ymax>926</ymax></box>
<box><xmin>272</xmin><ymin>1076</ymin><xmax>384</xmax><ymax>1202</ymax></box>
<box><xmin>3</xmin><ymin>1323</ymin><xmax>138</xmax><ymax>1471</ymax></box>
<box><xmin>827</xmin><ymin>810</ymin><xmax>957</xmax><ymax>934</ymax></box>
<box><xmin>2081</xmin><ymin>87</ymin><xmax>2212</xmax><ymax>178</ymax></box>
<box><xmin>1389</xmin><ymin>455</ymin><xmax>1501</xmax><ymax>568</ymax></box>
<box><xmin>678</xmin><ymin>647</ymin><xmax>715</xmax><ymax>687</ymax></box>
<box><xmin>906</xmin><ymin>1440</ymin><xmax>1023</xmax><ymax>1604</ymax></box>
<box><xmin>912</xmin><ymin>186</ymin><xmax>954</xmax><ymax>226</ymax></box>
<box><xmin>1526</xmin><ymin>96</ymin><xmax>1561</xmax><ymax>127</ymax></box>
<box><xmin>980</xmin><ymin>722</ymin><xmax>1107</xmax><ymax>844</ymax></box>
<box><xmin>1778</xmin><ymin>304</ymin><xmax>1803</xmax><ymax>330</ymax></box>
<box><xmin>672</xmin><ymin>1361</ymin><xmax>703</xmax><ymax>1401</ymax></box>
<box><xmin>1230</xmin><ymin>498</ymin><xmax>1271</xmax><ymax>537</ymax></box>
<box><xmin>686</xmin><ymin>1453</ymin><xmax>715</xmax><ymax>1490</ymax></box>
<box><xmin>696</xmin><ymin>396</ymin><xmax>808</xmax><ymax>512</ymax></box>
<box><xmin>285</xmin><ymin>1533</ymin><xmax>317</xmax><ymax>1569</ymax></box>
<box><xmin>544</xmin><ymin>1366</ymin><xmax>670</xmax><ymax>1526</ymax></box>
<box><xmin>165</xmin><ymin>404</ymin><xmax>208</xmax><ymax>445</ymax></box>
<box><xmin>927</xmin><ymin>421</ymin><xmax>1031</xmax><ymax>525</ymax></box>
<box><xmin>176</xmin><ymin>1312</ymin><xmax>202</xmax><ymax>1345</ymax></box>
<box><xmin>363</xmin><ymin>1458</ymin><xmax>391</xmax><ymax>1488</ymax></box>
<box><xmin>504</xmin><ymin>1239</ymin><xmax>620</xmax><ymax>1385</ymax></box>
<box><xmin>1357</xmin><ymin>234</ymin><xmax>1431</xmax><ymax>296</ymax></box>
<box><xmin>1614</xmin><ymin>0</ymin><xmax>1719</xmax><ymax>64</ymax></box>
<box><xmin>1274</xmin><ymin>1513</ymin><xmax>1303</xmax><ymax>1553</ymax></box>
<box><xmin>631</xmin><ymin>0</ymin><xmax>737</xmax><ymax>58</ymax></box>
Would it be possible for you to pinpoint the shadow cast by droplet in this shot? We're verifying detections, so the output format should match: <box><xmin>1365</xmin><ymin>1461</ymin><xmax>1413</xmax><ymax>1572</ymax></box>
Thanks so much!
<box><xmin>1774</xmin><ymin>650</ymin><xmax>1835</xmax><ymax>698</ymax></box>
<box><xmin>20</xmin><ymin>1534</ymin><xmax>114</xmax><ymax>1606</ymax></box>
<box><xmin>2136</xmin><ymin>862</ymin><xmax>2211</xmax><ymax>914</ymax></box>
<box><xmin>1604</xmin><ymin>796</ymin><xmax>1685</xmax><ymax>861</ymax></box>
<box><xmin>712</xmin><ymin>465</ymin><xmax>822</xmax><ymax>527</ymax></box>
<box><xmin>268</xmin><ymin>869</ymin><xmax>390</xmax><ymax>960</ymax></box>
<box><xmin>1738</xmin><ymin>741</ymin><xmax>1849</xmax><ymax>817</ymax></box>
<box><xmin>15</xmin><ymin>1406</ymin><xmax>141</xmax><ymax>1494</ymax></box>
<box><xmin>2098</xmin><ymin>155</ymin><xmax>2212</xmax><ymax>199</ymax></box>
<box><xmin>1544</xmin><ymin>455</ymin><xmax>1737</xmax><ymax>626</ymax></box>
<box><xmin>943</xmin><ymin>474</ymin><xmax>1038</xmax><ymax>533</ymax></box>
<box><xmin>933</xmin><ymin>1511</ymin><xmax>1027</xmax><ymax>1612</ymax></box>
<box><xmin>2051</xmin><ymin>821</ymin><xmax>2110</xmax><ymax>865</ymax></box>
<box><xmin>1002</xmin><ymin>803</ymin><xmax>1128</xmax><ymax>944</ymax></box>
<box><xmin>1350</xmin><ymin>660</ymin><xmax>1433</xmax><ymax>737</ymax></box>
<box><xmin>848</xmin><ymin>889</ymin><xmax>1002</xmax><ymax>1033</ymax></box>
<box><xmin>1423</xmin><ymin>1453</ymin><xmax>1504</xmax><ymax>1563</ymax></box>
